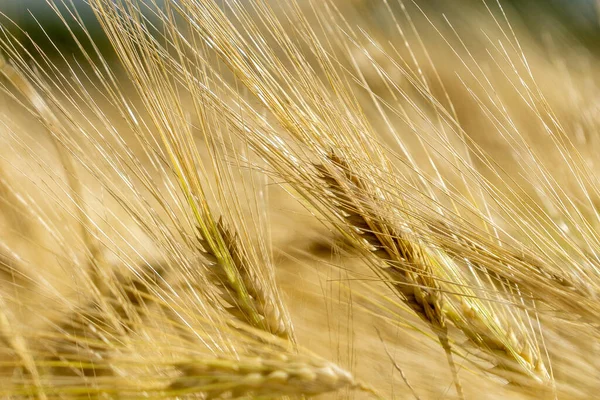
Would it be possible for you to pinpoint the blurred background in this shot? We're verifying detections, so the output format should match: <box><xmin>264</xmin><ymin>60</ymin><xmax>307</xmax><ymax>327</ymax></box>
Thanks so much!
<box><xmin>1</xmin><ymin>0</ymin><xmax>600</xmax><ymax>55</ymax></box>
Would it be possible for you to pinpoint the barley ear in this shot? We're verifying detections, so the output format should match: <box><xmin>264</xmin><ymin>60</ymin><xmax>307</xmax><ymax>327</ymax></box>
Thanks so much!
<box><xmin>315</xmin><ymin>153</ymin><xmax>463</xmax><ymax>398</ymax></box>
<box><xmin>168</xmin><ymin>353</ymin><xmax>357</xmax><ymax>398</ymax></box>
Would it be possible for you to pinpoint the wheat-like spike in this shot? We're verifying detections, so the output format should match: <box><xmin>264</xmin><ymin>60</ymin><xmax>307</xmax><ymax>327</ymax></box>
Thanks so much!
<box><xmin>316</xmin><ymin>152</ymin><xmax>551</xmax><ymax>387</ymax></box>
<box><xmin>439</xmin><ymin>260</ymin><xmax>550</xmax><ymax>385</ymax></box>
<box><xmin>216</xmin><ymin>220</ymin><xmax>289</xmax><ymax>340</ymax></box>
<box><xmin>447</xmin><ymin>298</ymin><xmax>548</xmax><ymax>385</ymax></box>
<box><xmin>9</xmin><ymin>326</ymin><xmax>361</xmax><ymax>399</ymax></box>
<box><xmin>196</xmin><ymin>221</ymin><xmax>291</xmax><ymax>340</ymax></box>
<box><xmin>430</xmin><ymin>220</ymin><xmax>594</xmax><ymax>321</ymax></box>
<box><xmin>315</xmin><ymin>153</ymin><xmax>463</xmax><ymax>398</ymax></box>
<box><xmin>315</xmin><ymin>155</ymin><xmax>440</xmax><ymax>326</ymax></box>
<box><xmin>425</xmin><ymin>221</ymin><xmax>552</xmax><ymax>383</ymax></box>
<box><xmin>81</xmin><ymin>0</ymin><xmax>295</xmax><ymax>342</ymax></box>
<box><xmin>168</xmin><ymin>353</ymin><xmax>357</xmax><ymax>398</ymax></box>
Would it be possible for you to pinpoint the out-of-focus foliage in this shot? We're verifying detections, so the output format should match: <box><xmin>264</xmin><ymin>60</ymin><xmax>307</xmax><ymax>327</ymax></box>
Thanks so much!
<box><xmin>2</xmin><ymin>0</ymin><xmax>600</xmax><ymax>55</ymax></box>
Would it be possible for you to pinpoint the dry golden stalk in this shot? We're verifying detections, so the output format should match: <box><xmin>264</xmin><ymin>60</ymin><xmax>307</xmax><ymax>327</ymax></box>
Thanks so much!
<box><xmin>168</xmin><ymin>353</ymin><xmax>357</xmax><ymax>398</ymax></box>
<box><xmin>315</xmin><ymin>153</ymin><xmax>463</xmax><ymax>398</ymax></box>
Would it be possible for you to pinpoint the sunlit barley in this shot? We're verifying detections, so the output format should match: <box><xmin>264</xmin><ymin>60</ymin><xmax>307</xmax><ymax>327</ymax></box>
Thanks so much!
<box><xmin>0</xmin><ymin>0</ymin><xmax>599</xmax><ymax>399</ymax></box>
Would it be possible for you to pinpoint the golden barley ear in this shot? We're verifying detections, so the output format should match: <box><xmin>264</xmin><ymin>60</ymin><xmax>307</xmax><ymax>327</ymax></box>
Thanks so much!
<box><xmin>215</xmin><ymin>219</ymin><xmax>291</xmax><ymax>340</ymax></box>
<box><xmin>314</xmin><ymin>151</ymin><xmax>463</xmax><ymax>398</ymax></box>
<box><xmin>429</xmin><ymin>222</ymin><xmax>551</xmax><ymax>385</ymax></box>
<box><xmin>168</xmin><ymin>353</ymin><xmax>357</xmax><ymax>398</ymax></box>
<box><xmin>314</xmin><ymin>150</ymin><xmax>552</xmax><ymax>389</ymax></box>
<box><xmin>194</xmin><ymin>217</ymin><xmax>294</xmax><ymax>342</ymax></box>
